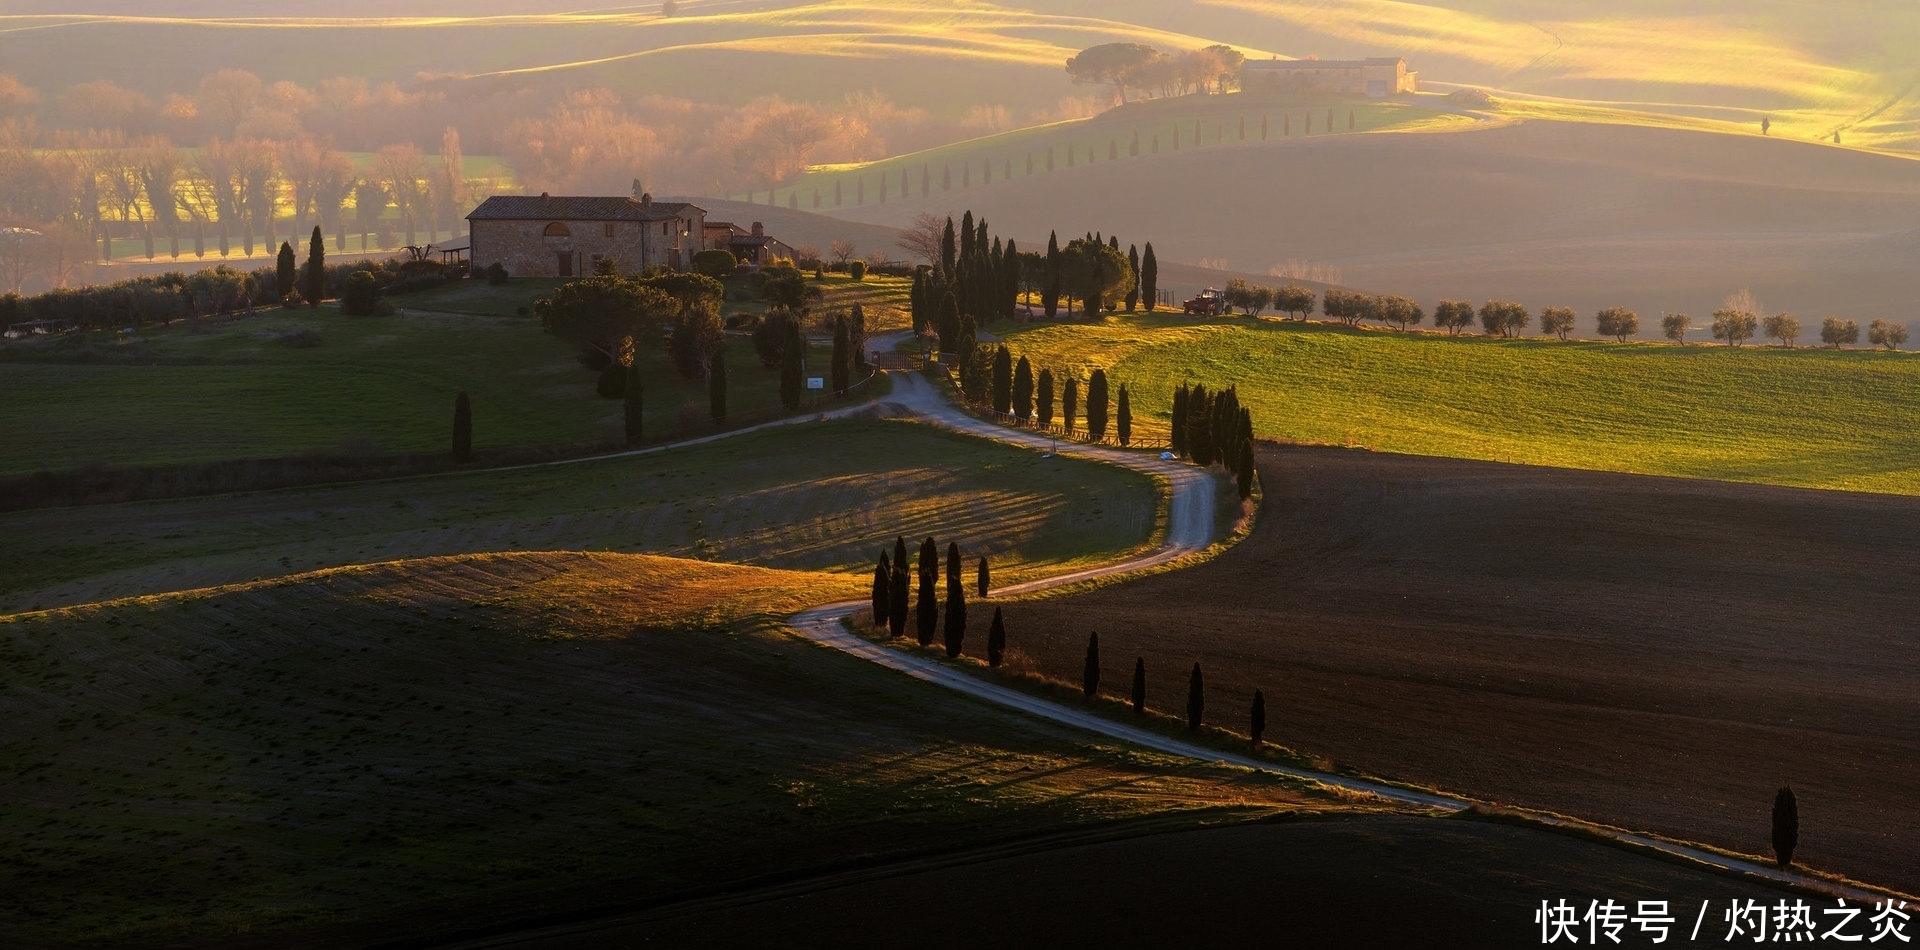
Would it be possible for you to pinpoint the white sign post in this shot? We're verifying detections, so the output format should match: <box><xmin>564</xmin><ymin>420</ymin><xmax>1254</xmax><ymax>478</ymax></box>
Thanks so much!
<box><xmin>806</xmin><ymin>377</ymin><xmax>825</xmax><ymax>390</ymax></box>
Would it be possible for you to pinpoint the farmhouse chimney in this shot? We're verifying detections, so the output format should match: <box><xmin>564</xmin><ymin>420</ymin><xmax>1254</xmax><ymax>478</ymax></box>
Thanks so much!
<box><xmin>751</xmin><ymin>221</ymin><xmax>764</xmax><ymax>236</ymax></box>
<box><xmin>641</xmin><ymin>192</ymin><xmax>653</xmax><ymax>207</ymax></box>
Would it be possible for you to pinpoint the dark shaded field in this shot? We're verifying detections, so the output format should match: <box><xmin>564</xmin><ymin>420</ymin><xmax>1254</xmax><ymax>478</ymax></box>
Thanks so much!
<box><xmin>1006</xmin><ymin>444</ymin><xmax>1920</xmax><ymax>895</ymax></box>
<box><xmin>556</xmin><ymin>816</ymin><xmax>1801</xmax><ymax>950</ymax></box>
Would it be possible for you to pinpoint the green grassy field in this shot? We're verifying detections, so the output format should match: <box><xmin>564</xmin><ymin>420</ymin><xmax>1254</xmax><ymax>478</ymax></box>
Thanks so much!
<box><xmin>0</xmin><ymin>417</ymin><xmax>1159</xmax><ymax>613</ymax></box>
<box><xmin>1000</xmin><ymin>313</ymin><xmax>1920</xmax><ymax>494</ymax></box>
<box><xmin>0</xmin><ymin>288</ymin><xmax>848</xmax><ymax>476</ymax></box>
<box><xmin>0</xmin><ymin>551</ymin><xmax>1343</xmax><ymax>947</ymax></box>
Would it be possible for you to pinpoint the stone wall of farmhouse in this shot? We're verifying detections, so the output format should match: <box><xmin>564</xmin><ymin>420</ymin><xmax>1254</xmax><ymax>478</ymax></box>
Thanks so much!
<box><xmin>470</xmin><ymin>219</ymin><xmax>649</xmax><ymax>278</ymax></box>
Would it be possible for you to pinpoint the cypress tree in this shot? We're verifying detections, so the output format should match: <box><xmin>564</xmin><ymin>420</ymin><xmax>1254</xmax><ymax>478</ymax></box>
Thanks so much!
<box><xmin>1250</xmin><ymin>689</ymin><xmax>1266</xmax><ymax>748</ymax></box>
<box><xmin>624</xmin><ymin>364</ymin><xmax>644</xmax><ymax>445</ymax></box>
<box><xmin>1773</xmin><ymin>787</ymin><xmax>1799</xmax><ymax>868</ymax></box>
<box><xmin>1125</xmin><ymin>245</ymin><xmax>1140</xmax><ymax>311</ymax></box>
<box><xmin>1116</xmin><ymin>384</ymin><xmax>1132</xmax><ymax>446</ymax></box>
<box><xmin>916</xmin><ymin>562</ymin><xmax>936</xmax><ymax>646</ymax></box>
<box><xmin>708</xmin><ymin>350</ymin><xmax>726</xmax><ymax>423</ymax></box>
<box><xmin>991</xmin><ymin>345</ymin><xmax>1013</xmax><ymax>414</ymax></box>
<box><xmin>1141</xmin><ymin>242</ymin><xmax>1158</xmax><ymax>311</ymax></box>
<box><xmin>1130</xmin><ymin>657</ymin><xmax>1146</xmax><ymax>714</ymax></box>
<box><xmin>452</xmin><ymin>392</ymin><xmax>472</xmax><ymax>462</ymax></box>
<box><xmin>1187</xmin><ymin>663</ymin><xmax>1205</xmax><ymax>730</ymax></box>
<box><xmin>1063</xmin><ymin>377</ymin><xmax>1078</xmax><ymax>435</ymax></box>
<box><xmin>275</xmin><ymin>241</ymin><xmax>296</xmax><ymax>300</ymax></box>
<box><xmin>936</xmin><ymin>292</ymin><xmax>960</xmax><ymax>353</ymax></box>
<box><xmin>1188</xmin><ymin>384</ymin><xmax>1213</xmax><ymax>466</ymax></box>
<box><xmin>779</xmin><ymin>320</ymin><xmax>804</xmax><ymax>409</ymax></box>
<box><xmin>305</xmin><ymin>225</ymin><xmax>324</xmax><ymax>308</ymax></box>
<box><xmin>946</xmin><ymin>540</ymin><xmax>961</xmax><ymax>587</ymax></box>
<box><xmin>1037</xmin><ymin>368</ymin><xmax>1055</xmax><ymax>428</ymax></box>
<box><xmin>960</xmin><ymin>210</ymin><xmax>975</xmax><ymax>262</ymax></box>
<box><xmin>941</xmin><ymin>217</ymin><xmax>957</xmax><ymax>276</ymax></box>
<box><xmin>872</xmin><ymin>554</ymin><xmax>890</xmax><ymax>627</ymax></box>
<box><xmin>1236</xmin><ymin>438</ymin><xmax>1255</xmax><ymax>499</ymax></box>
<box><xmin>1013</xmin><ymin>356</ymin><xmax>1033</xmax><ymax>422</ymax></box>
<box><xmin>1086</xmin><ymin>369</ymin><xmax>1109</xmax><ymax>440</ymax></box>
<box><xmin>831</xmin><ymin>312</ymin><xmax>850</xmax><ymax>395</ymax></box>
<box><xmin>987</xmin><ymin>607</ymin><xmax>1006</xmax><ymax>667</ymax></box>
<box><xmin>849</xmin><ymin>302</ymin><xmax>868</xmax><ymax>372</ymax></box>
<box><xmin>1042</xmin><ymin>231</ymin><xmax>1060</xmax><ymax>319</ymax></box>
<box><xmin>1082</xmin><ymin>632</ymin><xmax>1100</xmax><ymax>699</ymax></box>
<box><xmin>977</xmin><ymin>556</ymin><xmax>989</xmax><ymax>598</ymax></box>
<box><xmin>944</xmin><ymin>578</ymin><xmax>966</xmax><ymax>657</ymax></box>
<box><xmin>889</xmin><ymin>537</ymin><xmax>909</xmax><ymax>638</ymax></box>
<box><xmin>1171</xmin><ymin>383</ymin><xmax>1188</xmax><ymax>456</ymax></box>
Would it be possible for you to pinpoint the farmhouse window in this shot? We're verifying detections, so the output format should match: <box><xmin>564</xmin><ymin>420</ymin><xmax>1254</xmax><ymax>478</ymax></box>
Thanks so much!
<box><xmin>543</xmin><ymin>222</ymin><xmax>569</xmax><ymax>237</ymax></box>
<box><xmin>604</xmin><ymin>222</ymin><xmax>616</xmax><ymax>237</ymax></box>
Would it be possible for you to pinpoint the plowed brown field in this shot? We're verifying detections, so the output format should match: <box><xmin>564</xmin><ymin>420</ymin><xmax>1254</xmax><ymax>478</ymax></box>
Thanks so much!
<box><xmin>1006</xmin><ymin>444</ymin><xmax>1920</xmax><ymax>894</ymax></box>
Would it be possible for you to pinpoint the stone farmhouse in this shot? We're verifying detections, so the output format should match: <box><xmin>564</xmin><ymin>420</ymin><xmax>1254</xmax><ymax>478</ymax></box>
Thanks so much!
<box><xmin>466</xmin><ymin>193</ymin><xmax>705</xmax><ymax>277</ymax></box>
<box><xmin>1240</xmin><ymin>57</ymin><xmax>1417</xmax><ymax>98</ymax></box>
<box><xmin>702</xmin><ymin>220</ymin><xmax>798</xmax><ymax>266</ymax></box>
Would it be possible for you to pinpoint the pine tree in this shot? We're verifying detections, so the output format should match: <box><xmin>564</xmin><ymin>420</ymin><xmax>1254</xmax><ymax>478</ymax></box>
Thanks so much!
<box><xmin>305</xmin><ymin>226</ymin><xmax>325</xmax><ymax>308</ymax></box>
<box><xmin>452</xmin><ymin>392</ymin><xmax>472</xmax><ymax>462</ymax></box>
<box><xmin>1250</xmin><ymin>689</ymin><xmax>1266</xmax><ymax>748</ymax></box>
<box><xmin>1141</xmin><ymin>243</ymin><xmax>1158</xmax><ymax>311</ymax></box>
<box><xmin>991</xmin><ymin>345</ymin><xmax>1013</xmax><ymax>414</ymax></box>
<box><xmin>944</xmin><ymin>578</ymin><xmax>966</xmax><ymax>657</ymax></box>
<box><xmin>1125</xmin><ymin>245</ymin><xmax>1140</xmax><ymax>311</ymax></box>
<box><xmin>275</xmin><ymin>241</ymin><xmax>296</xmax><ymax>300</ymax></box>
<box><xmin>1236</xmin><ymin>438</ymin><xmax>1255</xmax><ymax>499</ymax></box>
<box><xmin>1013</xmin><ymin>356</ymin><xmax>1033</xmax><ymax>422</ymax></box>
<box><xmin>1130</xmin><ymin>657</ymin><xmax>1146</xmax><ymax>714</ymax></box>
<box><xmin>872</xmin><ymin>553</ymin><xmax>890</xmax><ymax>627</ymax></box>
<box><xmin>708</xmin><ymin>350</ymin><xmax>726</xmax><ymax>423</ymax></box>
<box><xmin>1082</xmin><ymin>632</ymin><xmax>1101</xmax><ymax>699</ymax></box>
<box><xmin>1171</xmin><ymin>383</ymin><xmax>1188</xmax><ymax>456</ymax></box>
<box><xmin>1063</xmin><ymin>377</ymin><xmax>1078</xmax><ymax>435</ymax></box>
<box><xmin>1187</xmin><ymin>663</ymin><xmax>1205</xmax><ymax>730</ymax></box>
<box><xmin>1773</xmin><ymin>787</ymin><xmax>1799</xmax><ymax>868</ymax></box>
<box><xmin>1086</xmin><ymin>369</ymin><xmax>1109</xmax><ymax>440</ymax></box>
<box><xmin>624</xmin><ymin>364</ymin><xmax>644</xmax><ymax>445</ymax></box>
<box><xmin>889</xmin><ymin>537</ymin><xmax>909</xmax><ymax>638</ymax></box>
<box><xmin>1036</xmin><ymin>368</ymin><xmax>1055</xmax><ymax>427</ymax></box>
<box><xmin>779</xmin><ymin>319</ymin><xmax>804</xmax><ymax>409</ymax></box>
<box><xmin>977</xmin><ymin>556</ymin><xmax>989</xmax><ymax>598</ymax></box>
<box><xmin>1116</xmin><ymin>384</ymin><xmax>1132</xmax><ymax>446</ymax></box>
<box><xmin>987</xmin><ymin>607</ymin><xmax>1006</xmax><ymax>667</ymax></box>
<box><xmin>831</xmin><ymin>312</ymin><xmax>850</xmax><ymax>395</ymax></box>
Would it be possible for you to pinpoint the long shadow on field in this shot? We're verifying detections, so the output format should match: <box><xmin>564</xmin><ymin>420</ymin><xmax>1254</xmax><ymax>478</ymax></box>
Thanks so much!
<box><xmin>1006</xmin><ymin>444</ymin><xmax>1920</xmax><ymax>895</ymax></box>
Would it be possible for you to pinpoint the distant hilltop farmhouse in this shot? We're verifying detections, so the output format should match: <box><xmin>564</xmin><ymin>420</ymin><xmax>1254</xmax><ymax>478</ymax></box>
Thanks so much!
<box><xmin>1241</xmin><ymin>57</ymin><xmax>1417</xmax><ymax>98</ymax></box>
<box><xmin>465</xmin><ymin>193</ymin><xmax>797</xmax><ymax>277</ymax></box>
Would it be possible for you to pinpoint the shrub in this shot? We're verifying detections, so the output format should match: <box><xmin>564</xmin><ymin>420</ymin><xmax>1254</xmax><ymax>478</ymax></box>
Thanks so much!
<box><xmin>848</xmin><ymin>260</ymin><xmax>866</xmax><ymax>281</ymax></box>
<box><xmin>723</xmin><ymin>313</ymin><xmax>759</xmax><ymax>330</ymax></box>
<box><xmin>691</xmin><ymin>248</ymin><xmax>737</xmax><ymax>278</ymax></box>
<box><xmin>485</xmin><ymin>262</ymin><xmax>510</xmax><ymax>284</ymax></box>
<box><xmin>340</xmin><ymin>271</ymin><xmax>390</xmax><ymax>316</ymax></box>
<box><xmin>596</xmin><ymin>361</ymin><xmax>627</xmax><ymax>399</ymax></box>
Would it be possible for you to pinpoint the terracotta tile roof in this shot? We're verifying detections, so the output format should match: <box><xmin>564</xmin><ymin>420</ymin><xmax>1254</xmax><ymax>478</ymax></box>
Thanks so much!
<box><xmin>467</xmin><ymin>195</ymin><xmax>705</xmax><ymax>222</ymax></box>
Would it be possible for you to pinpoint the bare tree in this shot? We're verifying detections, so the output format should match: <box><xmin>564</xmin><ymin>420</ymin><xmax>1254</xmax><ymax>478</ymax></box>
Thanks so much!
<box><xmin>828</xmin><ymin>239</ymin><xmax>856</xmax><ymax>266</ymax></box>
<box><xmin>197</xmin><ymin>69</ymin><xmax>262</xmax><ymax>138</ymax></box>
<box><xmin>896</xmin><ymin>211</ymin><xmax>944</xmax><ymax>266</ymax></box>
<box><xmin>374</xmin><ymin>143</ymin><xmax>426</xmax><ymax>249</ymax></box>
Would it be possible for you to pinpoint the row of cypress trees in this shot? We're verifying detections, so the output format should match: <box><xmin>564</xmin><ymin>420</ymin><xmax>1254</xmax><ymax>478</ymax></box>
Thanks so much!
<box><xmin>908</xmin><ymin>210</ymin><xmax>1020</xmax><ymax>356</ymax></box>
<box><xmin>870</xmin><ymin>537</ymin><xmax>992</xmax><ymax>659</ymax></box>
<box><xmin>1079</xmin><ymin>631</ymin><xmax>1262</xmax><ymax>744</ymax></box>
<box><xmin>986</xmin><ymin>351</ymin><xmax>1136</xmax><ymax>445</ymax></box>
<box><xmin>1173</xmin><ymin>381</ymin><xmax>1258</xmax><ymax>499</ymax></box>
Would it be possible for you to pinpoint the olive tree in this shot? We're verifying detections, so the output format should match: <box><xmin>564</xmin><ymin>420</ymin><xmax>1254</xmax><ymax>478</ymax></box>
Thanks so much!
<box><xmin>1819</xmin><ymin>316</ymin><xmax>1859</xmax><ymax>349</ymax></box>
<box><xmin>1538</xmin><ymin>305</ymin><xmax>1576</xmax><ymax>340</ymax></box>
<box><xmin>1594</xmin><ymin>306</ymin><xmax>1638</xmax><ymax>343</ymax></box>
<box><xmin>1711</xmin><ymin>308</ymin><xmax>1758</xmax><ymax>347</ymax></box>
<box><xmin>1868</xmin><ymin>319</ymin><xmax>1909</xmax><ymax>351</ymax></box>
<box><xmin>1762</xmin><ymin>313</ymin><xmax>1801</xmax><ymax>348</ymax></box>
<box><xmin>1661</xmin><ymin>312</ymin><xmax>1692</xmax><ymax>344</ymax></box>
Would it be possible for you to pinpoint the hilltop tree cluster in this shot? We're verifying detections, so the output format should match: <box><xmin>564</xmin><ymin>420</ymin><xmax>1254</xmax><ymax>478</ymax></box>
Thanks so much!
<box><xmin>1065</xmin><ymin>43</ymin><xmax>1246</xmax><ymax>104</ymax></box>
<box><xmin>870</xmin><ymin>535</ymin><xmax>988</xmax><ymax>660</ymax></box>
<box><xmin>1173</xmin><ymin>382</ymin><xmax>1257</xmax><ymax>499</ymax></box>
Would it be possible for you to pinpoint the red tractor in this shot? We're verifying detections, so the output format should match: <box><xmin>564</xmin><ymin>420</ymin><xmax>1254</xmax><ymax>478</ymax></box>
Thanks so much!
<box><xmin>1183</xmin><ymin>287</ymin><xmax>1229</xmax><ymax>315</ymax></box>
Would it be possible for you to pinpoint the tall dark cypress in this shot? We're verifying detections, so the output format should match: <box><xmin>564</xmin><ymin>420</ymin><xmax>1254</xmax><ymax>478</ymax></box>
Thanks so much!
<box><xmin>1772</xmin><ymin>787</ymin><xmax>1799</xmax><ymax>868</ymax></box>
<box><xmin>779</xmin><ymin>320</ymin><xmax>804</xmax><ymax>410</ymax></box>
<box><xmin>305</xmin><ymin>225</ymin><xmax>325</xmax><ymax>308</ymax></box>
<box><xmin>1238</xmin><ymin>408</ymin><xmax>1254</xmax><ymax>461</ymax></box>
<box><xmin>1063</xmin><ymin>377</ymin><xmax>1078</xmax><ymax>434</ymax></box>
<box><xmin>991</xmin><ymin>345</ymin><xmax>1012</xmax><ymax>414</ymax></box>
<box><xmin>1116</xmin><ymin>384</ymin><xmax>1132</xmax><ymax>446</ymax></box>
<box><xmin>1082</xmin><ymin>632</ymin><xmax>1101</xmax><ymax>699</ymax></box>
<box><xmin>275</xmin><ymin>241</ymin><xmax>296</xmax><ymax>300</ymax></box>
<box><xmin>872</xmin><ymin>554</ymin><xmax>891</xmax><ymax>627</ymax></box>
<box><xmin>1002</xmin><ymin>238</ymin><xmax>1019</xmax><ymax>319</ymax></box>
<box><xmin>1037</xmin><ymin>369</ymin><xmax>1055</xmax><ymax>428</ymax></box>
<box><xmin>1171</xmin><ymin>383</ymin><xmax>1188</xmax><ymax>457</ymax></box>
<box><xmin>849</xmin><ymin>302</ymin><xmax>868</xmax><ymax>372</ymax></box>
<box><xmin>944</xmin><ymin>577</ymin><xmax>966</xmax><ymax>657</ymax></box>
<box><xmin>1125</xmin><ymin>244</ymin><xmax>1140</xmax><ymax>312</ymax></box>
<box><xmin>1013</xmin><ymin>355</ymin><xmax>1034</xmax><ymax>422</ymax></box>
<box><xmin>946</xmin><ymin>541</ymin><xmax>961</xmax><ymax>587</ymax></box>
<box><xmin>1250</xmin><ymin>689</ymin><xmax>1266</xmax><ymax>748</ymax></box>
<box><xmin>916</xmin><ymin>563</ymin><xmax>937</xmax><ymax>646</ymax></box>
<box><xmin>624</xmin><ymin>365</ymin><xmax>645</xmax><ymax>445</ymax></box>
<box><xmin>889</xmin><ymin>537</ymin><xmax>910</xmax><ymax>638</ymax></box>
<box><xmin>1086</xmin><ymin>369</ymin><xmax>1109</xmax><ymax>440</ymax></box>
<box><xmin>1043</xmin><ymin>231</ymin><xmax>1060</xmax><ymax>319</ymax></box>
<box><xmin>1186</xmin><ymin>663</ymin><xmax>1205</xmax><ymax>730</ymax></box>
<box><xmin>1188</xmin><ymin>384</ymin><xmax>1213</xmax><ymax>466</ymax></box>
<box><xmin>940</xmin><ymin>217</ymin><xmax>957</xmax><ymax>276</ymax></box>
<box><xmin>708</xmin><ymin>350</ymin><xmax>726</xmax><ymax>423</ymax></box>
<box><xmin>452</xmin><ymin>392</ymin><xmax>473</xmax><ymax>462</ymax></box>
<box><xmin>976</xmin><ymin>556</ymin><xmax>989</xmax><ymax>598</ymax></box>
<box><xmin>1141</xmin><ymin>243</ymin><xmax>1158</xmax><ymax>311</ymax></box>
<box><xmin>1237</xmin><ymin>438</ymin><xmax>1255</xmax><ymax>499</ymax></box>
<box><xmin>936</xmin><ymin>291</ymin><xmax>960</xmax><ymax>353</ymax></box>
<box><xmin>960</xmin><ymin>210</ymin><xmax>975</xmax><ymax>262</ymax></box>
<box><xmin>1130</xmin><ymin>658</ymin><xmax>1146</xmax><ymax>713</ymax></box>
<box><xmin>910</xmin><ymin>267</ymin><xmax>927</xmax><ymax>333</ymax></box>
<box><xmin>987</xmin><ymin>607</ymin><xmax>1006</xmax><ymax>667</ymax></box>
